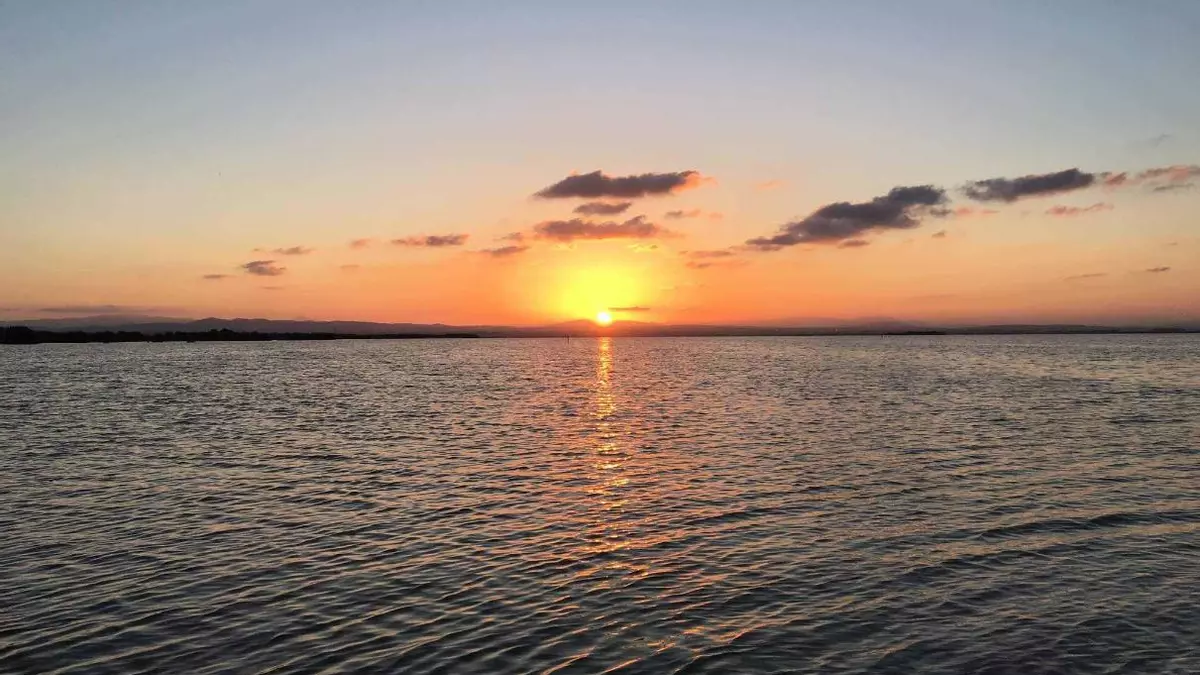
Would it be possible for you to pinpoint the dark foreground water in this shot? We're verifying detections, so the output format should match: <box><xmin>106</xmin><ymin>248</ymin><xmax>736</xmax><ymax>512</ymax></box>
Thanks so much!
<box><xmin>2</xmin><ymin>336</ymin><xmax>1198</xmax><ymax>674</ymax></box>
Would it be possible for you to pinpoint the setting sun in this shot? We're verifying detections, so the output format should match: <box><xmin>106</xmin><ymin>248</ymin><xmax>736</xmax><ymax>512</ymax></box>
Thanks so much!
<box><xmin>595</xmin><ymin>311</ymin><xmax>613</xmax><ymax>326</ymax></box>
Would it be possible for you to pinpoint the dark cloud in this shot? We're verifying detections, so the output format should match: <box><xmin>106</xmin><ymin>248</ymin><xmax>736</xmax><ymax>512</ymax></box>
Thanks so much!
<box><xmin>574</xmin><ymin>201</ymin><xmax>632</xmax><ymax>216</ymax></box>
<box><xmin>272</xmin><ymin>246</ymin><xmax>313</xmax><ymax>256</ymax></box>
<box><xmin>1065</xmin><ymin>272</ymin><xmax>1107</xmax><ymax>281</ymax></box>
<box><xmin>931</xmin><ymin>230</ymin><xmax>948</xmax><ymax>239</ymax></box>
<box><xmin>745</xmin><ymin>184</ymin><xmax>947</xmax><ymax>250</ymax></box>
<box><xmin>534</xmin><ymin>170</ymin><xmax>708</xmax><ymax>199</ymax></box>
<box><xmin>1045</xmin><ymin>202</ymin><xmax>1113</xmax><ymax>217</ymax></box>
<box><xmin>1144</xmin><ymin>266</ymin><xmax>1171</xmax><ymax>273</ymax></box>
<box><xmin>37</xmin><ymin>304</ymin><xmax>155</xmax><ymax>315</ymax></box>
<box><xmin>202</xmin><ymin>274</ymin><xmax>230</xmax><ymax>280</ymax></box>
<box><xmin>241</xmin><ymin>260</ymin><xmax>286</xmax><ymax>276</ymax></box>
<box><xmin>392</xmin><ymin>234</ymin><xmax>469</xmax><ymax>247</ymax></box>
<box><xmin>533</xmin><ymin>216</ymin><xmax>671</xmax><ymax>242</ymax></box>
<box><xmin>349</xmin><ymin>238</ymin><xmax>374</xmax><ymax>249</ymax></box>
<box><xmin>609</xmin><ymin>306</ymin><xmax>651</xmax><ymax>313</ymax></box>
<box><xmin>481</xmin><ymin>245</ymin><xmax>529</xmax><ymax>258</ymax></box>
<box><xmin>963</xmin><ymin>168</ymin><xmax>1097</xmax><ymax>202</ymax></box>
<box><xmin>838</xmin><ymin>239</ymin><xmax>869</xmax><ymax>248</ymax></box>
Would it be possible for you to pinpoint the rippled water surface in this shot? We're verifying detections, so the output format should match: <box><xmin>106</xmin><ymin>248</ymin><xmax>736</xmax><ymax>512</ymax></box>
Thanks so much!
<box><xmin>3</xmin><ymin>336</ymin><xmax>1198</xmax><ymax>674</ymax></box>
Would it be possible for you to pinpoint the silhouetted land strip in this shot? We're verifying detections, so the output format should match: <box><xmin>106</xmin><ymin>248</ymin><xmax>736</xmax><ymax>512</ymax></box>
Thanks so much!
<box><xmin>3</xmin><ymin>324</ymin><xmax>1196</xmax><ymax>344</ymax></box>
<box><xmin>0</xmin><ymin>327</ymin><xmax>479</xmax><ymax>345</ymax></box>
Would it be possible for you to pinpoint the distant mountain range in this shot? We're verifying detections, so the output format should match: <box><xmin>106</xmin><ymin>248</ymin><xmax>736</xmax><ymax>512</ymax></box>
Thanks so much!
<box><xmin>3</xmin><ymin>315</ymin><xmax>1197</xmax><ymax>337</ymax></box>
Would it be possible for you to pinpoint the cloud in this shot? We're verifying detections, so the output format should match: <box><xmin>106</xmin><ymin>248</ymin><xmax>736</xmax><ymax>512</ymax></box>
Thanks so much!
<box><xmin>1065</xmin><ymin>272</ymin><xmax>1107</xmax><ymax>281</ymax></box>
<box><xmin>36</xmin><ymin>304</ymin><xmax>156</xmax><ymax>315</ymax></box>
<box><xmin>1045</xmin><ymin>202</ymin><xmax>1114</xmax><ymax>217</ymax></box>
<box><xmin>685</xmin><ymin>259</ymin><xmax>745</xmax><ymax>270</ymax></box>
<box><xmin>683</xmin><ymin>249</ymin><xmax>736</xmax><ymax>259</ymax></box>
<box><xmin>628</xmin><ymin>242</ymin><xmax>659</xmax><ymax>253</ymax></box>
<box><xmin>1144</xmin><ymin>266</ymin><xmax>1171</xmax><ymax>273</ymax></box>
<box><xmin>241</xmin><ymin>260</ymin><xmax>286</xmax><ymax>276</ymax></box>
<box><xmin>532</xmin><ymin>216</ymin><xmax>672</xmax><ymax>242</ymax></box>
<box><xmin>1138</xmin><ymin>164</ymin><xmax>1200</xmax><ymax>183</ymax></box>
<box><xmin>664</xmin><ymin>209</ymin><xmax>724</xmax><ymax>220</ymax></box>
<box><xmin>480</xmin><ymin>245</ymin><xmax>529</xmax><ymax>258</ymax></box>
<box><xmin>261</xmin><ymin>285</ymin><xmax>285</xmax><ymax>291</ymax></box>
<box><xmin>950</xmin><ymin>206</ymin><xmax>999</xmax><ymax>218</ymax></box>
<box><xmin>392</xmin><ymin>234</ymin><xmax>469</xmax><ymax>247</ymax></box>
<box><xmin>745</xmin><ymin>184</ymin><xmax>947</xmax><ymax>250</ymax></box>
<box><xmin>1152</xmin><ymin>183</ymin><xmax>1194</xmax><ymax>193</ymax></box>
<box><xmin>755</xmin><ymin>180</ymin><xmax>785</xmax><ymax>191</ymax></box>
<box><xmin>270</xmin><ymin>246</ymin><xmax>313</xmax><ymax>256</ymax></box>
<box><xmin>931</xmin><ymin>230</ymin><xmax>947</xmax><ymax>239</ymax></box>
<box><xmin>339</xmin><ymin>264</ymin><xmax>361</xmax><ymax>272</ymax></box>
<box><xmin>534</xmin><ymin>170</ymin><xmax>709</xmax><ymax>199</ymax></box>
<box><xmin>1147</xmin><ymin>133</ymin><xmax>1172</xmax><ymax>147</ymax></box>
<box><xmin>609</xmin><ymin>306</ymin><xmax>651</xmax><ymax>313</ymax></box>
<box><xmin>963</xmin><ymin>168</ymin><xmax>1097</xmax><ymax>202</ymax></box>
<box><xmin>573</xmin><ymin>201</ymin><xmax>632</xmax><ymax>216</ymax></box>
<box><xmin>838</xmin><ymin>239</ymin><xmax>869</xmax><ymax>248</ymax></box>
<box><xmin>1104</xmin><ymin>164</ymin><xmax>1200</xmax><ymax>191</ymax></box>
<box><xmin>349</xmin><ymin>238</ymin><xmax>374</xmax><ymax>249</ymax></box>
<box><xmin>500</xmin><ymin>232</ymin><xmax>526</xmax><ymax>243</ymax></box>
<box><xmin>201</xmin><ymin>273</ymin><xmax>230</xmax><ymax>280</ymax></box>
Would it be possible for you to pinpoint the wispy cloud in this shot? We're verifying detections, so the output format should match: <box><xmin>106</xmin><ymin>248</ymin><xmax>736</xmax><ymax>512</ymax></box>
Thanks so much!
<box><xmin>349</xmin><ymin>238</ymin><xmax>374</xmax><ymax>249</ymax></box>
<box><xmin>931</xmin><ymin>230</ymin><xmax>948</xmax><ymax>239</ymax></box>
<box><xmin>1045</xmin><ymin>202</ymin><xmax>1113</xmax><ymax>217</ymax></box>
<box><xmin>838</xmin><ymin>239</ymin><xmax>869</xmax><ymax>248</ymax></box>
<box><xmin>1144</xmin><ymin>266</ymin><xmax>1171</xmax><ymax>273</ymax></box>
<box><xmin>532</xmin><ymin>216</ymin><xmax>671</xmax><ymax>242</ymax></box>
<box><xmin>754</xmin><ymin>180</ymin><xmax>785</xmax><ymax>192</ymax></box>
<box><xmin>1152</xmin><ymin>183</ymin><xmax>1194</xmax><ymax>193</ymax></box>
<box><xmin>392</xmin><ymin>234</ymin><xmax>469</xmax><ymax>247</ymax></box>
<box><xmin>241</xmin><ymin>260</ymin><xmax>286</xmax><ymax>276</ymax></box>
<box><xmin>261</xmin><ymin>285</ymin><xmax>285</xmax><ymax>291</ymax></box>
<box><xmin>745</xmin><ymin>185</ymin><xmax>947</xmax><ymax>250</ymax></box>
<box><xmin>534</xmin><ymin>170</ymin><xmax>710</xmax><ymax>199</ymax></box>
<box><xmin>480</xmin><ymin>245</ymin><xmax>529</xmax><ymax>258</ymax></box>
<box><xmin>609</xmin><ymin>306</ymin><xmax>651</xmax><ymax>313</ymax></box>
<box><xmin>574</xmin><ymin>201</ymin><xmax>632</xmax><ymax>216</ymax></box>
<box><xmin>201</xmin><ymin>273</ymin><xmax>230</xmax><ymax>280</ymax></box>
<box><xmin>683</xmin><ymin>249</ymin><xmax>736</xmax><ymax>259</ymax></box>
<box><xmin>664</xmin><ymin>209</ymin><xmax>723</xmax><ymax>220</ymax></box>
<box><xmin>257</xmin><ymin>246</ymin><xmax>313</xmax><ymax>256</ymax></box>
<box><xmin>339</xmin><ymin>264</ymin><xmax>361</xmax><ymax>272</ymax></box>
<box><xmin>1065</xmin><ymin>272</ymin><xmax>1107</xmax><ymax>281</ymax></box>
<box><xmin>1104</xmin><ymin>164</ymin><xmax>1200</xmax><ymax>190</ymax></box>
<box><xmin>950</xmin><ymin>206</ymin><xmax>999</xmax><ymax>218</ymax></box>
<box><xmin>963</xmin><ymin>168</ymin><xmax>1097</xmax><ymax>202</ymax></box>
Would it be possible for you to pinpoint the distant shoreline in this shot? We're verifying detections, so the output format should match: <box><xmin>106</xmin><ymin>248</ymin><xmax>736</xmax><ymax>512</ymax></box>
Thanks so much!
<box><xmin>2</xmin><ymin>325</ymin><xmax>1195</xmax><ymax>345</ymax></box>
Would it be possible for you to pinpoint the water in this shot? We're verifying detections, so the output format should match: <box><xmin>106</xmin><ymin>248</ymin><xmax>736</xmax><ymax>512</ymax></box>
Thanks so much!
<box><xmin>2</xmin><ymin>335</ymin><xmax>1197</xmax><ymax>674</ymax></box>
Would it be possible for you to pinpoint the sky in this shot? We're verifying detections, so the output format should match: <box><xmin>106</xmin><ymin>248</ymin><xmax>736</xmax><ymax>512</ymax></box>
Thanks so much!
<box><xmin>2</xmin><ymin>0</ymin><xmax>1199</xmax><ymax>326</ymax></box>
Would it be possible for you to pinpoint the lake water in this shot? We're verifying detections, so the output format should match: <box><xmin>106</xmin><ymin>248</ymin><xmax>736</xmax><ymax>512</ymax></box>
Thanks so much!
<box><xmin>2</xmin><ymin>335</ymin><xmax>1198</xmax><ymax>674</ymax></box>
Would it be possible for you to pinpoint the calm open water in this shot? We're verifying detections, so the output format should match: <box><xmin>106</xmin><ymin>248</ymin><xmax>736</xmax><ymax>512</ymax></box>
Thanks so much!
<box><xmin>2</xmin><ymin>335</ymin><xmax>1198</xmax><ymax>674</ymax></box>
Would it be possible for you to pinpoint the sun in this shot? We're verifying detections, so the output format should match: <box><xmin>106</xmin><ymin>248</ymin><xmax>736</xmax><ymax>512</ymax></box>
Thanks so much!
<box><xmin>595</xmin><ymin>311</ymin><xmax>613</xmax><ymax>326</ymax></box>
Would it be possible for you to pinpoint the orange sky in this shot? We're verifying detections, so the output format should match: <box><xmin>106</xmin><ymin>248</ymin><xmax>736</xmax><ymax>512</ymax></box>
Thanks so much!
<box><xmin>2</xmin><ymin>3</ymin><xmax>1199</xmax><ymax>326</ymax></box>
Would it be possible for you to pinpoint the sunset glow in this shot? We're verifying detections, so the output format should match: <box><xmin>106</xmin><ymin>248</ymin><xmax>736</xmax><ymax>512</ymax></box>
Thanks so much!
<box><xmin>595</xmin><ymin>311</ymin><xmax>613</xmax><ymax>326</ymax></box>
<box><xmin>0</xmin><ymin>3</ymin><xmax>1197</xmax><ymax>328</ymax></box>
